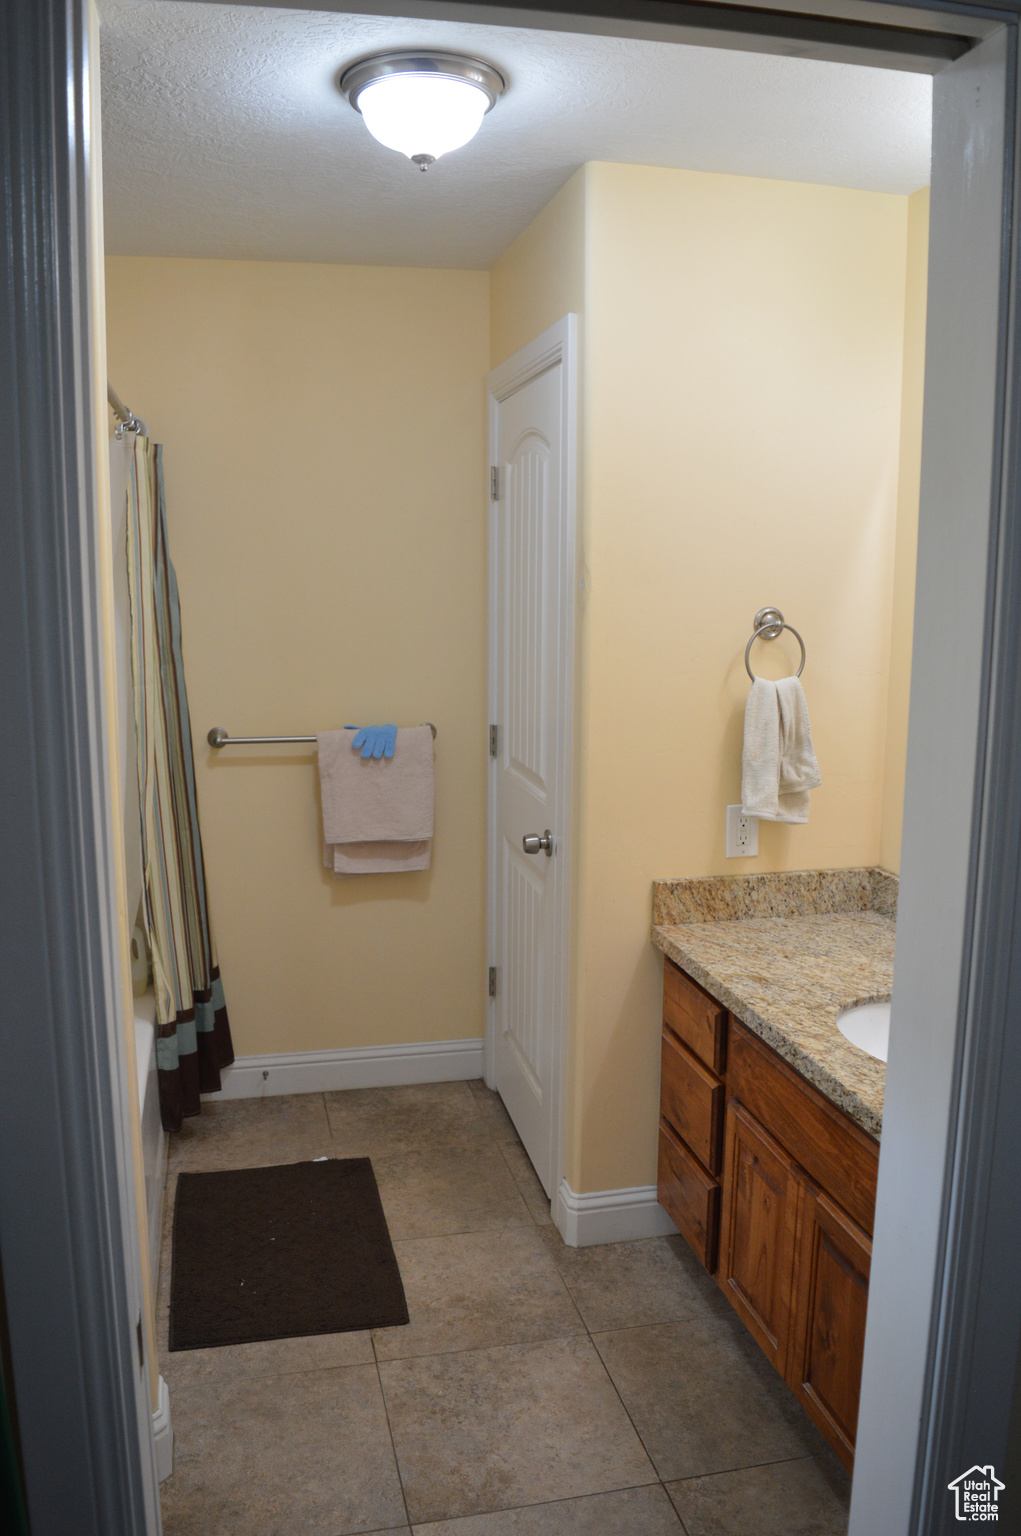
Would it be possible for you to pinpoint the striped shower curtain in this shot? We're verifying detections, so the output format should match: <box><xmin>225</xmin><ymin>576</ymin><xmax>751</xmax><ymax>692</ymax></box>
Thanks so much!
<box><xmin>123</xmin><ymin>434</ymin><xmax>233</xmax><ymax>1130</ymax></box>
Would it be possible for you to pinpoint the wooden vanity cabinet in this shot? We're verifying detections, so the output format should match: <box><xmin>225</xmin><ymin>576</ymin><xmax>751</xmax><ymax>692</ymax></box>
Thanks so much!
<box><xmin>662</xmin><ymin>959</ymin><xmax>727</xmax><ymax>1072</ymax></box>
<box><xmin>657</xmin><ymin>955</ymin><xmax>879</xmax><ymax>1470</ymax></box>
<box><xmin>657</xmin><ymin>961</ymin><xmax>727</xmax><ymax>1269</ymax></box>
<box><xmin>787</xmin><ymin>1183</ymin><xmax>872</xmax><ymax>1464</ymax></box>
<box><xmin>727</xmin><ymin>1021</ymin><xmax>878</xmax><ymax>1236</ymax></box>
<box><xmin>660</xmin><ymin>1027</ymin><xmax>724</xmax><ymax>1173</ymax></box>
<box><xmin>717</xmin><ymin>1099</ymin><xmax>801</xmax><ymax>1375</ymax></box>
<box><xmin>658</xmin><ymin>1120</ymin><xmax>720</xmax><ymax>1271</ymax></box>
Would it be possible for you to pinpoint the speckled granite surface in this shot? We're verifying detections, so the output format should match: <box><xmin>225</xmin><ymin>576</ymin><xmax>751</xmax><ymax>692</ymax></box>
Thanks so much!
<box><xmin>652</xmin><ymin>908</ymin><xmax>893</xmax><ymax>1139</ymax></box>
<box><xmin>871</xmin><ymin>870</ymin><xmax>898</xmax><ymax>918</ymax></box>
<box><xmin>653</xmin><ymin>867</ymin><xmax>897</xmax><ymax>925</ymax></box>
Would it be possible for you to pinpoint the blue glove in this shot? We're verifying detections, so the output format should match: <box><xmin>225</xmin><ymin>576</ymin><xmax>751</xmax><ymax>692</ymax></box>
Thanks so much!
<box><xmin>350</xmin><ymin>724</ymin><xmax>397</xmax><ymax>760</ymax></box>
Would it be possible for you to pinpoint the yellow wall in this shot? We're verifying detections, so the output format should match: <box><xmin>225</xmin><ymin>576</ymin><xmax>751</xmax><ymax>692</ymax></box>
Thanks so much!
<box><xmin>105</xmin><ymin>257</ymin><xmax>490</xmax><ymax>1057</ymax></box>
<box><xmin>577</xmin><ymin>163</ymin><xmax>909</xmax><ymax>1190</ymax></box>
<box><xmin>879</xmin><ymin>186</ymin><xmax>930</xmax><ymax>874</ymax></box>
<box><xmin>490</xmin><ymin>168</ymin><xmax>587</xmax><ymax>368</ymax></box>
<box><xmin>493</xmin><ymin>163</ymin><xmax>914</xmax><ymax>1192</ymax></box>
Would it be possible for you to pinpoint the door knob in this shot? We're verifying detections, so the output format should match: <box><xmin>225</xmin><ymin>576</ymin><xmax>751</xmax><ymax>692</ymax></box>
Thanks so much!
<box><xmin>523</xmin><ymin>830</ymin><xmax>553</xmax><ymax>857</ymax></box>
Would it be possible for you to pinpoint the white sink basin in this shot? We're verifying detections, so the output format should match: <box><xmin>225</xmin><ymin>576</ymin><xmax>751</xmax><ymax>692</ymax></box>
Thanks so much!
<box><xmin>836</xmin><ymin>1001</ymin><xmax>891</xmax><ymax>1063</ymax></box>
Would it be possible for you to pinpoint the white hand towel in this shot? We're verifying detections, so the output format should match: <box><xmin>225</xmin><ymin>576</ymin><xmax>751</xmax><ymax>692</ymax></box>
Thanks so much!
<box><xmin>776</xmin><ymin>676</ymin><xmax>822</xmax><ymax>799</ymax></box>
<box><xmin>317</xmin><ymin>725</ymin><xmax>434</xmax><ymax>874</ymax></box>
<box><xmin>741</xmin><ymin>677</ymin><xmax>821</xmax><ymax>824</ymax></box>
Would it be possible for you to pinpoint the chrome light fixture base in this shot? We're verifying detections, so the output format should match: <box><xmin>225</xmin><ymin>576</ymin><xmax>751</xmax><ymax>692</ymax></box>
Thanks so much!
<box><xmin>339</xmin><ymin>50</ymin><xmax>505</xmax><ymax>115</ymax></box>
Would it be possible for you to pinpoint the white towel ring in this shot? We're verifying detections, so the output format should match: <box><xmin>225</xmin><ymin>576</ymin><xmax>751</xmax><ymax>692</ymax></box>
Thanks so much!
<box><xmin>744</xmin><ymin>606</ymin><xmax>806</xmax><ymax>682</ymax></box>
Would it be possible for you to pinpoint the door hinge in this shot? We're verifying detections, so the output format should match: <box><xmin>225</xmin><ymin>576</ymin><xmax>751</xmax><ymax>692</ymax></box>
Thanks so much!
<box><xmin>489</xmin><ymin>723</ymin><xmax>498</xmax><ymax>757</ymax></box>
<box><xmin>488</xmin><ymin>966</ymin><xmax>497</xmax><ymax>998</ymax></box>
<box><xmin>136</xmin><ymin>1313</ymin><xmax>145</xmax><ymax>1372</ymax></box>
<box><xmin>490</xmin><ymin>465</ymin><xmax>499</xmax><ymax>501</ymax></box>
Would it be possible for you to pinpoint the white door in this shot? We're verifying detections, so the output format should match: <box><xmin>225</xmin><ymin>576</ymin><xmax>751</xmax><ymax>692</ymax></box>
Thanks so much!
<box><xmin>487</xmin><ymin>317</ymin><xmax>577</xmax><ymax>1197</ymax></box>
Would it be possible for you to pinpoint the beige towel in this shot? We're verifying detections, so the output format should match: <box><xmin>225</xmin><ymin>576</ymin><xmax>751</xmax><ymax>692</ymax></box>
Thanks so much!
<box><xmin>741</xmin><ymin>677</ymin><xmax>821</xmax><ymax>824</ymax></box>
<box><xmin>317</xmin><ymin>725</ymin><xmax>434</xmax><ymax>874</ymax></box>
<box><xmin>324</xmin><ymin>840</ymin><xmax>431</xmax><ymax>875</ymax></box>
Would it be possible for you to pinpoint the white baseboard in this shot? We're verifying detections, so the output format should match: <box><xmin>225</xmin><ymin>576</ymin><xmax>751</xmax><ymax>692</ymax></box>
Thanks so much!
<box><xmin>207</xmin><ymin>1037</ymin><xmax>486</xmax><ymax>1099</ymax></box>
<box><xmin>153</xmin><ymin>1375</ymin><xmax>173</xmax><ymax>1482</ymax></box>
<box><xmin>555</xmin><ymin>1178</ymin><xmax>679</xmax><ymax>1247</ymax></box>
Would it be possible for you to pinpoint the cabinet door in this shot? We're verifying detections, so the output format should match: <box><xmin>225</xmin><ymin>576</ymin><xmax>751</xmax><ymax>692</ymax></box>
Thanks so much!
<box><xmin>788</xmin><ymin>1186</ymin><xmax>871</xmax><ymax>1468</ymax></box>
<box><xmin>717</xmin><ymin>1100</ymin><xmax>802</xmax><ymax>1375</ymax></box>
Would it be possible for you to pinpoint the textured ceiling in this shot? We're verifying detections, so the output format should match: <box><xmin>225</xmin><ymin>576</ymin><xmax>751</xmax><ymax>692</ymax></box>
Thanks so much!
<box><xmin>99</xmin><ymin>0</ymin><xmax>932</xmax><ymax>270</ymax></box>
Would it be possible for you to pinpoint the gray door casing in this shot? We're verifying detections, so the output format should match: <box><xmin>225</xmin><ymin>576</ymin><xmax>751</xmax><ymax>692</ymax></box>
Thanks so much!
<box><xmin>3</xmin><ymin>0</ymin><xmax>1021</xmax><ymax>1531</ymax></box>
<box><xmin>0</xmin><ymin>3</ymin><xmax>161</xmax><ymax>1534</ymax></box>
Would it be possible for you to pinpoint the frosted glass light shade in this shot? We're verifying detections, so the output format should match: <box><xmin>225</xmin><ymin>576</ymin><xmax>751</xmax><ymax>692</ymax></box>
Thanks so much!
<box><xmin>358</xmin><ymin>74</ymin><xmax>489</xmax><ymax>163</ymax></box>
<box><xmin>340</xmin><ymin>51</ymin><xmax>505</xmax><ymax>171</ymax></box>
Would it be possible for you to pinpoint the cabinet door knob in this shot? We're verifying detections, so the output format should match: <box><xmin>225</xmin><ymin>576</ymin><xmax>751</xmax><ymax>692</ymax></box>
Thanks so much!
<box><xmin>522</xmin><ymin>830</ymin><xmax>553</xmax><ymax>857</ymax></box>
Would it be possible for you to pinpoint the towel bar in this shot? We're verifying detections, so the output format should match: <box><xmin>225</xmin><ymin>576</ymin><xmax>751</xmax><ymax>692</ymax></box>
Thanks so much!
<box><xmin>207</xmin><ymin>724</ymin><xmax>437</xmax><ymax>747</ymax></box>
<box><xmin>744</xmin><ymin>607</ymin><xmax>806</xmax><ymax>682</ymax></box>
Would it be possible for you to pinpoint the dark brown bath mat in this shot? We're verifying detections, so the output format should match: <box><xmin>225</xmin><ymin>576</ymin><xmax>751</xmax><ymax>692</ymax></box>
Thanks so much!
<box><xmin>169</xmin><ymin>1158</ymin><xmax>408</xmax><ymax>1350</ymax></box>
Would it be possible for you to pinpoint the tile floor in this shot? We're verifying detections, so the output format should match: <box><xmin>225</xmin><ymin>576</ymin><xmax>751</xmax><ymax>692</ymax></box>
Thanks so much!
<box><xmin>156</xmin><ymin>1080</ymin><xmax>851</xmax><ymax>1536</ymax></box>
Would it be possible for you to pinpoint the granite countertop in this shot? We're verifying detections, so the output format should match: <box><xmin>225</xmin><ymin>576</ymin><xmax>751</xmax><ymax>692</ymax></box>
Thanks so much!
<box><xmin>651</xmin><ymin>870</ymin><xmax>895</xmax><ymax>1139</ymax></box>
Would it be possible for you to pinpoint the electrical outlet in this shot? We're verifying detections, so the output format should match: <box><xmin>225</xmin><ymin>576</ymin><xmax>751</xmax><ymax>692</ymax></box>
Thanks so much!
<box><xmin>726</xmin><ymin>804</ymin><xmax>759</xmax><ymax>858</ymax></box>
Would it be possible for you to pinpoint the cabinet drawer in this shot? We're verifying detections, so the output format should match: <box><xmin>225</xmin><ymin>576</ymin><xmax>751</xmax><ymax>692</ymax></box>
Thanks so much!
<box><xmin>663</xmin><ymin>959</ymin><xmax>727</xmax><ymax>1073</ymax></box>
<box><xmin>658</xmin><ymin>1120</ymin><xmax>720</xmax><ymax>1273</ymax></box>
<box><xmin>661</xmin><ymin>1030</ymin><xmax>724</xmax><ymax>1174</ymax></box>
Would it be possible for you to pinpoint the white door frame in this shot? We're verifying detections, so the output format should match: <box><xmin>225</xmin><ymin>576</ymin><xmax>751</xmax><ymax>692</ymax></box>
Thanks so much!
<box><xmin>486</xmin><ymin>315</ymin><xmax>578</xmax><ymax>1217</ymax></box>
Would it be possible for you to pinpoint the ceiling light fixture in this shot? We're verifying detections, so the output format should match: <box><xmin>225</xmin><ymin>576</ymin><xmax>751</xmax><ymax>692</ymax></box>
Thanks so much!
<box><xmin>339</xmin><ymin>50</ymin><xmax>505</xmax><ymax>171</ymax></box>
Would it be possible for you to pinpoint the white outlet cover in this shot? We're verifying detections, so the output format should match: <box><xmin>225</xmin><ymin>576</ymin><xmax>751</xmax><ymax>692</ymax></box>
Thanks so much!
<box><xmin>726</xmin><ymin>804</ymin><xmax>760</xmax><ymax>858</ymax></box>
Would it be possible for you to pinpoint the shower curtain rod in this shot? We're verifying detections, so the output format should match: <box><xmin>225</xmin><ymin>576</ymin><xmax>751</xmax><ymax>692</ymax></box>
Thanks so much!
<box><xmin>107</xmin><ymin>382</ymin><xmax>148</xmax><ymax>436</ymax></box>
